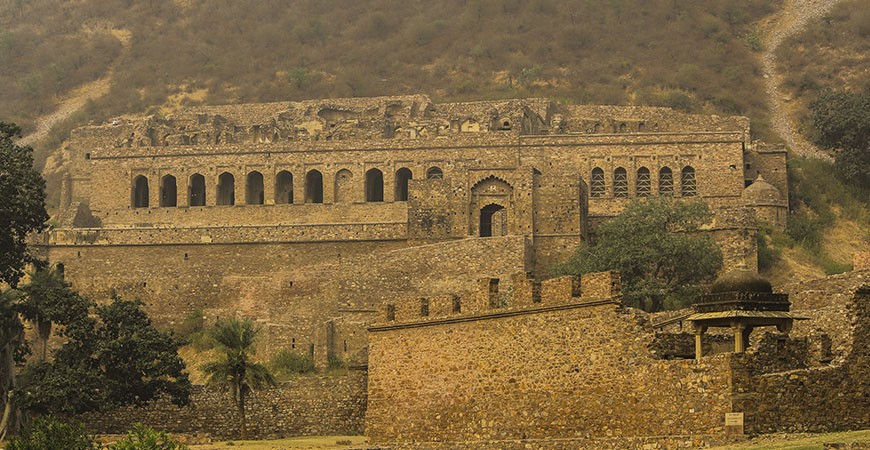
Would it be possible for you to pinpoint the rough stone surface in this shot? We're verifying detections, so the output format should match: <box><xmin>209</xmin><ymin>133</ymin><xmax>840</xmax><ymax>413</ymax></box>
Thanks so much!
<box><xmin>77</xmin><ymin>371</ymin><xmax>367</xmax><ymax>440</ymax></box>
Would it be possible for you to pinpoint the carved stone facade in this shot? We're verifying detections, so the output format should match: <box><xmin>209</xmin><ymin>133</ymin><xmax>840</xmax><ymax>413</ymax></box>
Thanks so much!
<box><xmin>39</xmin><ymin>95</ymin><xmax>787</xmax><ymax>368</ymax></box>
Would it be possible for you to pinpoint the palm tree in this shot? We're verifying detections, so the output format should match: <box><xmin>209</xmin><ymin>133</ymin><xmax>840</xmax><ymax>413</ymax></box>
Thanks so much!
<box><xmin>0</xmin><ymin>289</ymin><xmax>24</xmax><ymax>440</ymax></box>
<box><xmin>18</xmin><ymin>264</ymin><xmax>69</xmax><ymax>362</ymax></box>
<box><xmin>201</xmin><ymin>317</ymin><xmax>275</xmax><ymax>440</ymax></box>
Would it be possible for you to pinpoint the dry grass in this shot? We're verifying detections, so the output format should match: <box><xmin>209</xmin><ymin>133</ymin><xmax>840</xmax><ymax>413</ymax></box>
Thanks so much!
<box><xmin>710</xmin><ymin>430</ymin><xmax>870</xmax><ymax>450</ymax></box>
<box><xmin>189</xmin><ymin>435</ymin><xmax>366</xmax><ymax>450</ymax></box>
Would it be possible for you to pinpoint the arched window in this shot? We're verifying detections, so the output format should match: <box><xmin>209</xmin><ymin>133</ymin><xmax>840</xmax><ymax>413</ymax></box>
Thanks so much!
<box><xmin>426</xmin><ymin>166</ymin><xmax>443</xmax><ymax>179</ymax></box>
<box><xmin>305</xmin><ymin>170</ymin><xmax>323</xmax><ymax>203</ymax></box>
<box><xmin>245</xmin><ymin>171</ymin><xmax>264</xmax><ymax>205</ymax></box>
<box><xmin>160</xmin><ymin>175</ymin><xmax>177</xmax><ymax>207</ymax></box>
<box><xmin>365</xmin><ymin>168</ymin><xmax>384</xmax><ymax>202</ymax></box>
<box><xmin>132</xmin><ymin>175</ymin><xmax>149</xmax><ymax>208</ymax></box>
<box><xmin>217</xmin><ymin>172</ymin><xmax>235</xmax><ymax>206</ymax></box>
<box><xmin>659</xmin><ymin>167</ymin><xmax>674</xmax><ymax>196</ymax></box>
<box><xmin>681</xmin><ymin>166</ymin><xmax>697</xmax><ymax>197</ymax></box>
<box><xmin>395</xmin><ymin>168</ymin><xmax>412</xmax><ymax>201</ymax></box>
<box><xmin>188</xmin><ymin>173</ymin><xmax>206</xmax><ymax>206</ymax></box>
<box><xmin>636</xmin><ymin>167</ymin><xmax>650</xmax><ymax>197</ymax></box>
<box><xmin>614</xmin><ymin>167</ymin><xmax>628</xmax><ymax>198</ymax></box>
<box><xmin>590</xmin><ymin>167</ymin><xmax>605</xmax><ymax>198</ymax></box>
<box><xmin>275</xmin><ymin>171</ymin><xmax>293</xmax><ymax>204</ymax></box>
<box><xmin>334</xmin><ymin>169</ymin><xmax>354</xmax><ymax>203</ymax></box>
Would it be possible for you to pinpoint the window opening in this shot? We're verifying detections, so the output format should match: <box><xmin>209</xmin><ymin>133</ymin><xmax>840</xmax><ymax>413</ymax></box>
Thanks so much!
<box><xmin>365</xmin><ymin>168</ymin><xmax>384</xmax><ymax>202</ymax></box>
<box><xmin>216</xmin><ymin>172</ymin><xmax>235</xmax><ymax>205</ymax></box>
<box><xmin>480</xmin><ymin>204</ymin><xmax>506</xmax><ymax>237</ymax></box>
<box><xmin>160</xmin><ymin>175</ymin><xmax>177</xmax><ymax>207</ymax></box>
<box><xmin>614</xmin><ymin>167</ymin><xmax>628</xmax><ymax>198</ymax></box>
<box><xmin>426</xmin><ymin>166</ymin><xmax>443</xmax><ymax>179</ymax></box>
<box><xmin>636</xmin><ymin>167</ymin><xmax>650</xmax><ymax>197</ymax></box>
<box><xmin>189</xmin><ymin>173</ymin><xmax>206</xmax><ymax>206</ymax></box>
<box><xmin>245</xmin><ymin>171</ymin><xmax>264</xmax><ymax>205</ymax></box>
<box><xmin>590</xmin><ymin>168</ymin><xmax>605</xmax><ymax>198</ymax></box>
<box><xmin>132</xmin><ymin>175</ymin><xmax>149</xmax><ymax>208</ymax></box>
<box><xmin>394</xmin><ymin>168</ymin><xmax>412</xmax><ymax>201</ymax></box>
<box><xmin>275</xmin><ymin>171</ymin><xmax>293</xmax><ymax>204</ymax></box>
<box><xmin>305</xmin><ymin>170</ymin><xmax>323</xmax><ymax>203</ymax></box>
<box><xmin>659</xmin><ymin>167</ymin><xmax>674</xmax><ymax>196</ymax></box>
<box><xmin>681</xmin><ymin>166</ymin><xmax>697</xmax><ymax>197</ymax></box>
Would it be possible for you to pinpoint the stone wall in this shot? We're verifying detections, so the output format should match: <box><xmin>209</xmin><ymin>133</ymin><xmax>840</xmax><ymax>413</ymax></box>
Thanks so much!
<box><xmin>367</xmin><ymin>273</ymin><xmax>735</xmax><ymax>445</ymax></box>
<box><xmin>77</xmin><ymin>371</ymin><xmax>367</xmax><ymax>440</ymax></box>
<box><xmin>731</xmin><ymin>282</ymin><xmax>869</xmax><ymax>433</ymax></box>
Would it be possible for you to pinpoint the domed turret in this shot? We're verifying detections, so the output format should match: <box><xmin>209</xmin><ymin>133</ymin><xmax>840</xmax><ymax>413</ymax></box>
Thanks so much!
<box><xmin>742</xmin><ymin>174</ymin><xmax>782</xmax><ymax>206</ymax></box>
<box><xmin>710</xmin><ymin>267</ymin><xmax>773</xmax><ymax>294</ymax></box>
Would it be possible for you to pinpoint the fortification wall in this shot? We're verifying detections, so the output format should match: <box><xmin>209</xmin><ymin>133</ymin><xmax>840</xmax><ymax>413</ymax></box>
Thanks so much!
<box><xmin>366</xmin><ymin>273</ymin><xmax>734</xmax><ymax>445</ymax></box>
<box><xmin>77</xmin><ymin>371</ymin><xmax>367</xmax><ymax>440</ymax></box>
<box><xmin>731</xmin><ymin>283</ymin><xmax>869</xmax><ymax>433</ymax></box>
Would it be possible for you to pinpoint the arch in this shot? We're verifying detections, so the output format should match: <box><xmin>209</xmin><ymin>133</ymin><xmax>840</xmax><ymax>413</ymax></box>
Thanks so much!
<box><xmin>365</xmin><ymin>168</ymin><xmax>384</xmax><ymax>202</ymax></box>
<box><xmin>659</xmin><ymin>167</ymin><xmax>674</xmax><ymax>196</ymax></box>
<box><xmin>132</xmin><ymin>175</ymin><xmax>149</xmax><ymax>208</ymax></box>
<box><xmin>636</xmin><ymin>167</ymin><xmax>651</xmax><ymax>198</ymax></box>
<box><xmin>426</xmin><ymin>166</ymin><xmax>443</xmax><ymax>179</ymax></box>
<box><xmin>160</xmin><ymin>175</ymin><xmax>177</xmax><ymax>207</ymax></box>
<box><xmin>305</xmin><ymin>170</ymin><xmax>324</xmax><ymax>203</ymax></box>
<box><xmin>479</xmin><ymin>203</ymin><xmax>507</xmax><ymax>237</ymax></box>
<box><xmin>188</xmin><ymin>173</ymin><xmax>206</xmax><ymax>206</ymax></box>
<box><xmin>614</xmin><ymin>167</ymin><xmax>628</xmax><ymax>198</ymax></box>
<box><xmin>334</xmin><ymin>169</ymin><xmax>354</xmax><ymax>203</ymax></box>
<box><xmin>245</xmin><ymin>171</ymin><xmax>264</xmax><ymax>205</ymax></box>
<box><xmin>590</xmin><ymin>167</ymin><xmax>605</xmax><ymax>198</ymax></box>
<box><xmin>394</xmin><ymin>168</ymin><xmax>412</xmax><ymax>201</ymax></box>
<box><xmin>275</xmin><ymin>170</ymin><xmax>293</xmax><ymax>204</ymax></box>
<box><xmin>681</xmin><ymin>166</ymin><xmax>697</xmax><ymax>197</ymax></box>
<box><xmin>216</xmin><ymin>172</ymin><xmax>235</xmax><ymax>206</ymax></box>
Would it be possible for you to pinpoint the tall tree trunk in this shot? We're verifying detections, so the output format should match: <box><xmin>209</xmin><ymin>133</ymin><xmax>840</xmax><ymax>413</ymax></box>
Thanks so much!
<box><xmin>238</xmin><ymin>388</ymin><xmax>247</xmax><ymax>440</ymax></box>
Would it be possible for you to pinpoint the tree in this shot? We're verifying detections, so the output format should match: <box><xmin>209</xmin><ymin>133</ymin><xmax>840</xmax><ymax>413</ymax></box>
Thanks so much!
<box><xmin>810</xmin><ymin>89</ymin><xmax>870</xmax><ymax>190</ymax></box>
<box><xmin>0</xmin><ymin>122</ymin><xmax>49</xmax><ymax>288</ymax></box>
<box><xmin>0</xmin><ymin>289</ymin><xmax>26</xmax><ymax>440</ymax></box>
<box><xmin>554</xmin><ymin>198</ymin><xmax>723</xmax><ymax>312</ymax></box>
<box><xmin>17</xmin><ymin>294</ymin><xmax>191</xmax><ymax>415</ymax></box>
<box><xmin>201</xmin><ymin>317</ymin><xmax>275</xmax><ymax>440</ymax></box>
<box><xmin>18</xmin><ymin>263</ymin><xmax>88</xmax><ymax>361</ymax></box>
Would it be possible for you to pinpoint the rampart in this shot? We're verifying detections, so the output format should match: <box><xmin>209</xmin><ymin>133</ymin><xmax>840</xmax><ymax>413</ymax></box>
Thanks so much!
<box><xmin>366</xmin><ymin>272</ymin><xmax>736</xmax><ymax>448</ymax></box>
<box><xmin>366</xmin><ymin>270</ymin><xmax>869</xmax><ymax>449</ymax></box>
<box><xmin>77</xmin><ymin>371</ymin><xmax>367</xmax><ymax>440</ymax></box>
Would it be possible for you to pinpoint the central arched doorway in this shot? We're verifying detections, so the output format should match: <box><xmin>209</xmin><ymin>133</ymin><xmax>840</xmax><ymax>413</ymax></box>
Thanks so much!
<box><xmin>479</xmin><ymin>203</ymin><xmax>507</xmax><ymax>237</ymax></box>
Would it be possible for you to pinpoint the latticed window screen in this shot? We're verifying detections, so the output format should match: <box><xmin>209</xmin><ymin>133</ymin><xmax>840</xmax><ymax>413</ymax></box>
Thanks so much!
<box><xmin>636</xmin><ymin>168</ymin><xmax>651</xmax><ymax>197</ymax></box>
<box><xmin>591</xmin><ymin>168</ymin><xmax>605</xmax><ymax>197</ymax></box>
<box><xmin>614</xmin><ymin>168</ymin><xmax>628</xmax><ymax>198</ymax></box>
<box><xmin>659</xmin><ymin>167</ymin><xmax>674</xmax><ymax>196</ymax></box>
<box><xmin>681</xmin><ymin>166</ymin><xmax>697</xmax><ymax>197</ymax></box>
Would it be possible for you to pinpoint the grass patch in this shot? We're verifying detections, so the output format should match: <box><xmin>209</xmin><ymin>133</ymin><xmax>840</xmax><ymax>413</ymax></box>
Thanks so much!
<box><xmin>710</xmin><ymin>430</ymin><xmax>870</xmax><ymax>450</ymax></box>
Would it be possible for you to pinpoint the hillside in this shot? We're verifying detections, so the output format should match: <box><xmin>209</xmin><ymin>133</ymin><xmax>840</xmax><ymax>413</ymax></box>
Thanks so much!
<box><xmin>2</xmin><ymin>0</ymin><xmax>779</xmax><ymax>149</ymax></box>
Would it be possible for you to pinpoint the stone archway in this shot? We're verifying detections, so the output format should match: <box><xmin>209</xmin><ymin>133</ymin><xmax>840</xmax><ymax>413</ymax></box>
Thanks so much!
<box><xmin>470</xmin><ymin>176</ymin><xmax>513</xmax><ymax>237</ymax></box>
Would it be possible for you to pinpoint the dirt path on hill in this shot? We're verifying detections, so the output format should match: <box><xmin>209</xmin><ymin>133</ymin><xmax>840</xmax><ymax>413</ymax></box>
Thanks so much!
<box><xmin>761</xmin><ymin>0</ymin><xmax>843</xmax><ymax>160</ymax></box>
<box><xmin>17</xmin><ymin>27</ymin><xmax>131</xmax><ymax>148</ymax></box>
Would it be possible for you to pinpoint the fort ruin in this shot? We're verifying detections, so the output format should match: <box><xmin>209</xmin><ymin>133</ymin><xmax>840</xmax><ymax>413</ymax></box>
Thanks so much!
<box><xmin>39</xmin><ymin>94</ymin><xmax>788</xmax><ymax>369</ymax></box>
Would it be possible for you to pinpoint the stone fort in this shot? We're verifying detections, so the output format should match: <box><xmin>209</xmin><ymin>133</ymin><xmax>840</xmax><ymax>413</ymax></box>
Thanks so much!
<box><xmin>40</xmin><ymin>94</ymin><xmax>789</xmax><ymax>369</ymax></box>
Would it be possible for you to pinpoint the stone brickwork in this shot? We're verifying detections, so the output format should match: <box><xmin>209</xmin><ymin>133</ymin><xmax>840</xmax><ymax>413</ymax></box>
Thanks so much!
<box><xmin>367</xmin><ymin>272</ymin><xmax>737</xmax><ymax>446</ymax></box>
<box><xmin>40</xmin><ymin>95</ymin><xmax>784</xmax><ymax>369</ymax></box>
<box><xmin>77</xmin><ymin>371</ymin><xmax>367</xmax><ymax>440</ymax></box>
<box><xmin>730</xmin><ymin>278</ymin><xmax>869</xmax><ymax>434</ymax></box>
<box><xmin>366</xmin><ymin>269</ymin><xmax>868</xmax><ymax>448</ymax></box>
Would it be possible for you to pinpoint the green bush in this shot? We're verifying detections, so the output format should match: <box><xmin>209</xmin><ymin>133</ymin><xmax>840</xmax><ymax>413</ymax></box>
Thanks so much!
<box><xmin>269</xmin><ymin>348</ymin><xmax>315</xmax><ymax>379</ymax></box>
<box><xmin>108</xmin><ymin>424</ymin><xmax>188</xmax><ymax>450</ymax></box>
<box><xmin>6</xmin><ymin>417</ymin><xmax>97</xmax><ymax>450</ymax></box>
<box><xmin>756</xmin><ymin>223</ymin><xmax>782</xmax><ymax>272</ymax></box>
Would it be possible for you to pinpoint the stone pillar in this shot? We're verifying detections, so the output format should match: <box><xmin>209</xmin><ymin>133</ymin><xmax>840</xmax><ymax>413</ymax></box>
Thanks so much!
<box><xmin>384</xmin><ymin>167</ymin><xmax>395</xmax><ymax>203</ymax></box>
<box><xmin>263</xmin><ymin>171</ymin><xmax>275</xmax><ymax>206</ymax></box>
<box><xmin>693</xmin><ymin>324</ymin><xmax>706</xmax><ymax>360</ymax></box>
<box><xmin>177</xmin><ymin>173</ymin><xmax>189</xmax><ymax>207</ymax></box>
<box><xmin>233</xmin><ymin>171</ymin><xmax>244</xmax><ymax>206</ymax></box>
<box><xmin>293</xmin><ymin>170</ymin><xmax>305</xmax><ymax>205</ymax></box>
<box><xmin>149</xmin><ymin>172</ymin><xmax>160</xmax><ymax>209</ymax></box>
<box><xmin>206</xmin><ymin>173</ymin><xmax>217</xmax><ymax>207</ymax></box>
<box><xmin>732</xmin><ymin>322</ymin><xmax>749</xmax><ymax>353</ymax></box>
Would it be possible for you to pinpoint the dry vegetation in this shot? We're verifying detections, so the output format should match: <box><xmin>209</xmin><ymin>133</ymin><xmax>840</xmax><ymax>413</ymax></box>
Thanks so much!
<box><xmin>775</xmin><ymin>0</ymin><xmax>870</xmax><ymax>142</ymax></box>
<box><xmin>1</xmin><ymin>0</ymin><xmax>779</xmax><ymax>160</ymax></box>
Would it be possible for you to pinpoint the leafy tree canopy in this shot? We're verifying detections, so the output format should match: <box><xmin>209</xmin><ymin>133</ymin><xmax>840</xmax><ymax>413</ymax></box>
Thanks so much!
<box><xmin>0</xmin><ymin>122</ymin><xmax>48</xmax><ymax>287</ymax></box>
<box><xmin>554</xmin><ymin>198</ymin><xmax>723</xmax><ymax>312</ymax></box>
<box><xmin>810</xmin><ymin>88</ymin><xmax>870</xmax><ymax>190</ymax></box>
<box><xmin>18</xmin><ymin>294</ymin><xmax>190</xmax><ymax>415</ymax></box>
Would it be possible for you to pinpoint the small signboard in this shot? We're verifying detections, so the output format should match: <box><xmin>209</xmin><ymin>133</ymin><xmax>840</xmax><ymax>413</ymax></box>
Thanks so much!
<box><xmin>725</xmin><ymin>412</ymin><xmax>744</xmax><ymax>435</ymax></box>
